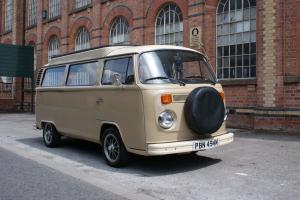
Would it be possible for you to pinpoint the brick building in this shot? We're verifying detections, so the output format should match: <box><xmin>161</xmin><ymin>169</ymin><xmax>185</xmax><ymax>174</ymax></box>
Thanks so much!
<box><xmin>0</xmin><ymin>0</ymin><xmax>299</xmax><ymax>132</ymax></box>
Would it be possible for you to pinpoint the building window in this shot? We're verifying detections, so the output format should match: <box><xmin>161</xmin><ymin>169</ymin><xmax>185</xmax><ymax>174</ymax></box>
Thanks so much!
<box><xmin>75</xmin><ymin>0</ymin><xmax>91</xmax><ymax>9</ymax></box>
<box><xmin>27</xmin><ymin>0</ymin><xmax>37</xmax><ymax>26</ymax></box>
<box><xmin>155</xmin><ymin>3</ymin><xmax>183</xmax><ymax>46</ymax></box>
<box><xmin>5</xmin><ymin>0</ymin><xmax>13</xmax><ymax>32</ymax></box>
<box><xmin>110</xmin><ymin>17</ymin><xmax>130</xmax><ymax>45</ymax></box>
<box><xmin>49</xmin><ymin>0</ymin><xmax>60</xmax><ymax>19</ymax></box>
<box><xmin>48</xmin><ymin>36</ymin><xmax>60</xmax><ymax>61</ymax></box>
<box><xmin>75</xmin><ymin>27</ymin><xmax>90</xmax><ymax>51</ymax></box>
<box><xmin>216</xmin><ymin>0</ymin><xmax>256</xmax><ymax>79</ymax></box>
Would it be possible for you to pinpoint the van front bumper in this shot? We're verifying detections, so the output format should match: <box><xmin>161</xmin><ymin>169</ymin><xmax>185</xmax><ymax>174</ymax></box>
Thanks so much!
<box><xmin>147</xmin><ymin>132</ymin><xmax>234</xmax><ymax>155</ymax></box>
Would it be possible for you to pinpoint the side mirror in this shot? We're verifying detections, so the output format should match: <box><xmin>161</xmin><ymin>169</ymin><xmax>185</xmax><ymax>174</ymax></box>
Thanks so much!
<box><xmin>112</xmin><ymin>74</ymin><xmax>122</xmax><ymax>86</ymax></box>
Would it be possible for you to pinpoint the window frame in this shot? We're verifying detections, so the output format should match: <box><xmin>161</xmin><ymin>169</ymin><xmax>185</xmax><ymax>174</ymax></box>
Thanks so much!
<box><xmin>48</xmin><ymin>0</ymin><xmax>61</xmax><ymax>20</ymax></box>
<box><xmin>41</xmin><ymin>66</ymin><xmax>66</xmax><ymax>87</ymax></box>
<box><xmin>4</xmin><ymin>0</ymin><xmax>13</xmax><ymax>32</ymax></box>
<box><xmin>101</xmin><ymin>55</ymin><xmax>135</xmax><ymax>86</ymax></box>
<box><xmin>65</xmin><ymin>60</ymin><xmax>100</xmax><ymax>87</ymax></box>
<box><xmin>155</xmin><ymin>3</ymin><xmax>184</xmax><ymax>46</ymax></box>
<box><xmin>48</xmin><ymin>36</ymin><xmax>60</xmax><ymax>61</ymax></box>
<box><xmin>109</xmin><ymin>17</ymin><xmax>130</xmax><ymax>45</ymax></box>
<box><xmin>75</xmin><ymin>27</ymin><xmax>90</xmax><ymax>51</ymax></box>
<box><xmin>216</xmin><ymin>0</ymin><xmax>257</xmax><ymax>80</ymax></box>
<box><xmin>27</xmin><ymin>0</ymin><xmax>37</xmax><ymax>27</ymax></box>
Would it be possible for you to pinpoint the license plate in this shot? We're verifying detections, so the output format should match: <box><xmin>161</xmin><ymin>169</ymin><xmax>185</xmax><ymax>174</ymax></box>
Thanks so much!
<box><xmin>193</xmin><ymin>139</ymin><xmax>219</xmax><ymax>151</ymax></box>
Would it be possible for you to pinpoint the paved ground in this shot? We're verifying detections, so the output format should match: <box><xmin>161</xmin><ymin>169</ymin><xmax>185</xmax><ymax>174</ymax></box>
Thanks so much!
<box><xmin>0</xmin><ymin>114</ymin><xmax>299</xmax><ymax>200</ymax></box>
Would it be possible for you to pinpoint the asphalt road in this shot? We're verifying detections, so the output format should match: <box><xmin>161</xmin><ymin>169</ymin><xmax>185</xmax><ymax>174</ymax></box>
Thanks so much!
<box><xmin>0</xmin><ymin>147</ymin><xmax>126</xmax><ymax>200</ymax></box>
<box><xmin>0</xmin><ymin>114</ymin><xmax>299</xmax><ymax>200</ymax></box>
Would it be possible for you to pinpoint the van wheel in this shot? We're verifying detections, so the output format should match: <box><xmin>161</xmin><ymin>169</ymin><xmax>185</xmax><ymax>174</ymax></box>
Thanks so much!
<box><xmin>43</xmin><ymin>123</ymin><xmax>61</xmax><ymax>147</ymax></box>
<box><xmin>101</xmin><ymin>128</ymin><xmax>129</xmax><ymax>167</ymax></box>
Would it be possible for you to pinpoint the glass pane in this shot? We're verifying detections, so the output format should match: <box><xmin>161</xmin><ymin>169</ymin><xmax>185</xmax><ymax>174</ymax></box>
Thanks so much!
<box><xmin>236</xmin><ymin>33</ymin><xmax>243</xmax><ymax>44</ymax></box>
<box><xmin>223</xmin><ymin>24</ymin><xmax>230</xmax><ymax>35</ymax></box>
<box><xmin>230</xmin><ymin>0</ymin><xmax>235</xmax><ymax>10</ymax></box>
<box><xmin>230</xmin><ymin>56</ymin><xmax>236</xmax><ymax>67</ymax></box>
<box><xmin>250</xmin><ymin>19</ymin><xmax>256</xmax><ymax>30</ymax></box>
<box><xmin>243</xmin><ymin>55</ymin><xmax>250</xmax><ymax>66</ymax></box>
<box><xmin>251</xmin><ymin>42</ymin><xmax>256</xmax><ymax>53</ymax></box>
<box><xmin>250</xmin><ymin>7</ymin><xmax>256</xmax><ymax>19</ymax></box>
<box><xmin>251</xmin><ymin>54</ymin><xmax>256</xmax><ymax>65</ymax></box>
<box><xmin>243</xmin><ymin>32</ymin><xmax>250</xmax><ymax>43</ymax></box>
<box><xmin>230</xmin><ymin>45</ymin><xmax>236</xmax><ymax>55</ymax></box>
<box><xmin>230</xmin><ymin>34</ymin><xmax>236</xmax><ymax>45</ymax></box>
<box><xmin>230</xmin><ymin>23</ymin><xmax>237</xmax><ymax>33</ymax></box>
<box><xmin>237</xmin><ymin>67</ymin><xmax>243</xmax><ymax>78</ymax></box>
<box><xmin>224</xmin><ymin>57</ymin><xmax>230</xmax><ymax>67</ymax></box>
<box><xmin>218</xmin><ymin>47</ymin><xmax>223</xmax><ymax>57</ymax></box>
<box><xmin>67</xmin><ymin>62</ymin><xmax>98</xmax><ymax>86</ymax></box>
<box><xmin>250</xmin><ymin>31</ymin><xmax>256</xmax><ymax>42</ymax></box>
<box><xmin>224</xmin><ymin>46</ymin><xmax>229</xmax><ymax>56</ymax></box>
<box><xmin>243</xmin><ymin>67</ymin><xmax>249</xmax><ymax>78</ymax></box>
<box><xmin>230</xmin><ymin>68</ymin><xmax>236</xmax><ymax>78</ymax></box>
<box><xmin>244</xmin><ymin>0</ymin><xmax>250</xmax><ymax>9</ymax></box>
<box><xmin>244</xmin><ymin>43</ymin><xmax>250</xmax><ymax>54</ymax></box>
<box><xmin>236</xmin><ymin>10</ymin><xmax>243</xmax><ymax>21</ymax></box>
<box><xmin>217</xmin><ymin>58</ymin><xmax>222</xmax><ymax>68</ymax></box>
<box><xmin>250</xmin><ymin>66</ymin><xmax>256</xmax><ymax>77</ymax></box>
<box><xmin>102</xmin><ymin>57</ymin><xmax>131</xmax><ymax>85</ymax></box>
<box><xmin>237</xmin><ymin>0</ymin><xmax>242</xmax><ymax>9</ymax></box>
<box><xmin>237</xmin><ymin>55</ymin><xmax>243</xmax><ymax>66</ymax></box>
<box><xmin>237</xmin><ymin>22</ymin><xmax>244</xmax><ymax>32</ymax></box>
<box><xmin>244</xmin><ymin>21</ymin><xmax>250</xmax><ymax>31</ymax></box>
<box><xmin>42</xmin><ymin>67</ymin><xmax>65</xmax><ymax>87</ymax></box>
<box><xmin>237</xmin><ymin>44</ymin><xmax>243</xmax><ymax>55</ymax></box>
<box><xmin>224</xmin><ymin>68</ymin><xmax>229</xmax><ymax>78</ymax></box>
<box><xmin>243</xmin><ymin>8</ymin><xmax>250</xmax><ymax>20</ymax></box>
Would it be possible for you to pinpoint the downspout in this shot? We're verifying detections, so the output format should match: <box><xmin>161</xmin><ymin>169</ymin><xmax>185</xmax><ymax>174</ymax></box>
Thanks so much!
<box><xmin>20</xmin><ymin>0</ymin><xmax>26</xmax><ymax>111</ymax></box>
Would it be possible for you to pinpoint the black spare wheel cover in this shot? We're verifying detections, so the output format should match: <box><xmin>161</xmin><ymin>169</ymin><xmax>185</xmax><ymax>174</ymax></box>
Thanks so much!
<box><xmin>184</xmin><ymin>87</ymin><xmax>225</xmax><ymax>134</ymax></box>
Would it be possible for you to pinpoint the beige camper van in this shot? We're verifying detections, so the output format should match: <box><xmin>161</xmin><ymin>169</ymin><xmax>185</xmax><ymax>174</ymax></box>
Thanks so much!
<box><xmin>35</xmin><ymin>45</ymin><xmax>234</xmax><ymax>167</ymax></box>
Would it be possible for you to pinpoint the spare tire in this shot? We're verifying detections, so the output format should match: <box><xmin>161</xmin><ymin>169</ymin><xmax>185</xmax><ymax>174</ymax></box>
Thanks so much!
<box><xmin>184</xmin><ymin>87</ymin><xmax>225</xmax><ymax>134</ymax></box>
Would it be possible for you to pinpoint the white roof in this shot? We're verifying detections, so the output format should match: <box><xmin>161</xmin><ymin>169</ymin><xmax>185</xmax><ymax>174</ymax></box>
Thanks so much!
<box><xmin>46</xmin><ymin>45</ymin><xmax>202</xmax><ymax>67</ymax></box>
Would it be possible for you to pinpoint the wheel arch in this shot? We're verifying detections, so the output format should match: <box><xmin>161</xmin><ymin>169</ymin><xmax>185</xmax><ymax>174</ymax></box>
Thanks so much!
<box><xmin>99</xmin><ymin>121</ymin><xmax>125</xmax><ymax>145</ymax></box>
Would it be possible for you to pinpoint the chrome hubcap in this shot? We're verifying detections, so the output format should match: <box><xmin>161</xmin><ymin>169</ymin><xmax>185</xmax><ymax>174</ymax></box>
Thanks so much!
<box><xmin>104</xmin><ymin>133</ymin><xmax>120</xmax><ymax>162</ymax></box>
<box><xmin>44</xmin><ymin>125</ymin><xmax>53</xmax><ymax>144</ymax></box>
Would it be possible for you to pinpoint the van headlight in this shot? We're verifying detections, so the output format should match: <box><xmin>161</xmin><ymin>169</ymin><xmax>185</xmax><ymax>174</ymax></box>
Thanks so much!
<box><xmin>158</xmin><ymin>111</ymin><xmax>174</xmax><ymax>129</ymax></box>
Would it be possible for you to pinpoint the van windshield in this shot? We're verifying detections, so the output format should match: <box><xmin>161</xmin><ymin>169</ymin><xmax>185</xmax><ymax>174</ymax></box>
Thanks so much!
<box><xmin>139</xmin><ymin>50</ymin><xmax>216</xmax><ymax>85</ymax></box>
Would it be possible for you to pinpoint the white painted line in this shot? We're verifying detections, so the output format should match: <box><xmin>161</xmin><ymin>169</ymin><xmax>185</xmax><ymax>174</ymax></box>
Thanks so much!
<box><xmin>235</xmin><ymin>172</ymin><xmax>248</xmax><ymax>176</ymax></box>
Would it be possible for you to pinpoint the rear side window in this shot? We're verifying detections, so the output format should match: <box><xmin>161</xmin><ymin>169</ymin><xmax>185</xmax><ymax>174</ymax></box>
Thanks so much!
<box><xmin>102</xmin><ymin>57</ymin><xmax>134</xmax><ymax>85</ymax></box>
<box><xmin>66</xmin><ymin>62</ymin><xmax>99</xmax><ymax>86</ymax></box>
<box><xmin>42</xmin><ymin>67</ymin><xmax>65</xmax><ymax>87</ymax></box>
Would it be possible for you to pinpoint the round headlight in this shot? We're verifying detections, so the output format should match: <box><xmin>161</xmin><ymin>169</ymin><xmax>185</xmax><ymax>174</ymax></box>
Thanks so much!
<box><xmin>158</xmin><ymin>111</ymin><xmax>174</xmax><ymax>129</ymax></box>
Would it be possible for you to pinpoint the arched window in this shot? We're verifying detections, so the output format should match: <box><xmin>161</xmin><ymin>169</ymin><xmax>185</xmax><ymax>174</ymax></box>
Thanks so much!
<box><xmin>155</xmin><ymin>3</ymin><xmax>183</xmax><ymax>46</ymax></box>
<box><xmin>5</xmin><ymin>0</ymin><xmax>13</xmax><ymax>31</ymax></box>
<box><xmin>75</xmin><ymin>27</ymin><xmax>90</xmax><ymax>51</ymax></box>
<box><xmin>216</xmin><ymin>0</ymin><xmax>256</xmax><ymax>79</ymax></box>
<box><xmin>110</xmin><ymin>17</ymin><xmax>130</xmax><ymax>45</ymax></box>
<box><xmin>48</xmin><ymin>36</ymin><xmax>60</xmax><ymax>61</ymax></box>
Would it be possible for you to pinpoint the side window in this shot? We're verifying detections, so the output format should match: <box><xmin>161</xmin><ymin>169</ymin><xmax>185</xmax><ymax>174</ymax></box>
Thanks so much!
<box><xmin>102</xmin><ymin>57</ymin><xmax>134</xmax><ymax>85</ymax></box>
<box><xmin>42</xmin><ymin>66</ymin><xmax>65</xmax><ymax>87</ymax></box>
<box><xmin>66</xmin><ymin>62</ymin><xmax>99</xmax><ymax>86</ymax></box>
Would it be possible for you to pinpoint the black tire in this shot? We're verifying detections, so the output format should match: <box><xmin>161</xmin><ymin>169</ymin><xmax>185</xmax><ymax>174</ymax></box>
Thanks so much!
<box><xmin>184</xmin><ymin>87</ymin><xmax>225</xmax><ymax>134</ymax></box>
<box><xmin>101</xmin><ymin>128</ymin><xmax>130</xmax><ymax>167</ymax></box>
<box><xmin>43</xmin><ymin>123</ymin><xmax>61</xmax><ymax>147</ymax></box>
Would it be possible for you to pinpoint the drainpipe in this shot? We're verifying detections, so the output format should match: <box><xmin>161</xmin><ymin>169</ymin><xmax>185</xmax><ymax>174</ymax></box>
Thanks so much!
<box><xmin>20</xmin><ymin>0</ymin><xmax>26</xmax><ymax>112</ymax></box>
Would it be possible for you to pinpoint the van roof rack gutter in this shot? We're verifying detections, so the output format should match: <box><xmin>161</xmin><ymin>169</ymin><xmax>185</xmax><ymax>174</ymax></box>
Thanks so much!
<box><xmin>51</xmin><ymin>44</ymin><xmax>140</xmax><ymax>59</ymax></box>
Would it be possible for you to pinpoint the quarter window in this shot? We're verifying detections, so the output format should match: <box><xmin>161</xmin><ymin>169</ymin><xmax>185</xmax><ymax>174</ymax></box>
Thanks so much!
<box><xmin>75</xmin><ymin>27</ymin><xmax>90</xmax><ymax>51</ymax></box>
<box><xmin>110</xmin><ymin>17</ymin><xmax>130</xmax><ymax>45</ymax></box>
<box><xmin>48</xmin><ymin>36</ymin><xmax>60</xmax><ymax>61</ymax></box>
<box><xmin>102</xmin><ymin>57</ymin><xmax>134</xmax><ymax>85</ymax></box>
<box><xmin>42</xmin><ymin>67</ymin><xmax>65</xmax><ymax>87</ymax></box>
<box><xmin>49</xmin><ymin>0</ymin><xmax>60</xmax><ymax>19</ymax></box>
<box><xmin>155</xmin><ymin>3</ymin><xmax>183</xmax><ymax>46</ymax></box>
<box><xmin>27</xmin><ymin>0</ymin><xmax>37</xmax><ymax>26</ymax></box>
<box><xmin>5</xmin><ymin>0</ymin><xmax>13</xmax><ymax>32</ymax></box>
<box><xmin>217</xmin><ymin>0</ymin><xmax>256</xmax><ymax>79</ymax></box>
<box><xmin>66</xmin><ymin>62</ymin><xmax>99</xmax><ymax>86</ymax></box>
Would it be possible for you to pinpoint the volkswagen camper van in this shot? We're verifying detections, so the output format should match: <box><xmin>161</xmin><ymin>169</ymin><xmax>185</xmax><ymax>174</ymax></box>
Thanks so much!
<box><xmin>35</xmin><ymin>45</ymin><xmax>234</xmax><ymax>167</ymax></box>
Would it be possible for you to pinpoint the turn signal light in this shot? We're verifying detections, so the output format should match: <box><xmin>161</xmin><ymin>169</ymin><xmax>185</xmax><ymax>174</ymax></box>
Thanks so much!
<box><xmin>219</xmin><ymin>91</ymin><xmax>225</xmax><ymax>101</ymax></box>
<box><xmin>161</xmin><ymin>94</ymin><xmax>172</xmax><ymax>105</ymax></box>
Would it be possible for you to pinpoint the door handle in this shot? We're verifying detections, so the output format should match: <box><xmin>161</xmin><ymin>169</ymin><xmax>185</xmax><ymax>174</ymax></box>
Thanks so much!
<box><xmin>96</xmin><ymin>97</ymin><xmax>104</xmax><ymax>104</ymax></box>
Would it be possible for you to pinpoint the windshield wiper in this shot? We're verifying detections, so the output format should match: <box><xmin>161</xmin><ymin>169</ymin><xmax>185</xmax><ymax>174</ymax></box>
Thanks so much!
<box><xmin>169</xmin><ymin>78</ymin><xmax>186</xmax><ymax>86</ymax></box>
<box><xmin>144</xmin><ymin>76</ymin><xmax>170</xmax><ymax>82</ymax></box>
<box><xmin>184</xmin><ymin>76</ymin><xmax>216</xmax><ymax>85</ymax></box>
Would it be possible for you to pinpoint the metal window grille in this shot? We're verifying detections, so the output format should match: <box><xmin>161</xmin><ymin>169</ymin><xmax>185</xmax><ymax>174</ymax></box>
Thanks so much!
<box><xmin>216</xmin><ymin>0</ymin><xmax>256</xmax><ymax>79</ymax></box>
<box><xmin>48</xmin><ymin>36</ymin><xmax>60</xmax><ymax>61</ymax></box>
<box><xmin>75</xmin><ymin>0</ymin><xmax>91</xmax><ymax>9</ymax></box>
<box><xmin>0</xmin><ymin>77</ymin><xmax>14</xmax><ymax>99</ymax></box>
<box><xmin>75</xmin><ymin>27</ymin><xmax>90</xmax><ymax>51</ymax></box>
<box><xmin>27</xmin><ymin>0</ymin><xmax>37</xmax><ymax>26</ymax></box>
<box><xmin>49</xmin><ymin>0</ymin><xmax>60</xmax><ymax>19</ymax></box>
<box><xmin>110</xmin><ymin>17</ymin><xmax>130</xmax><ymax>45</ymax></box>
<box><xmin>155</xmin><ymin>3</ymin><xmax>183</xmax><ymax>46</ymax></box>
<box><xmin>5</xmin><ymin>0</ymin><xmax>13</xmax><ymax>32</ymax></box>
